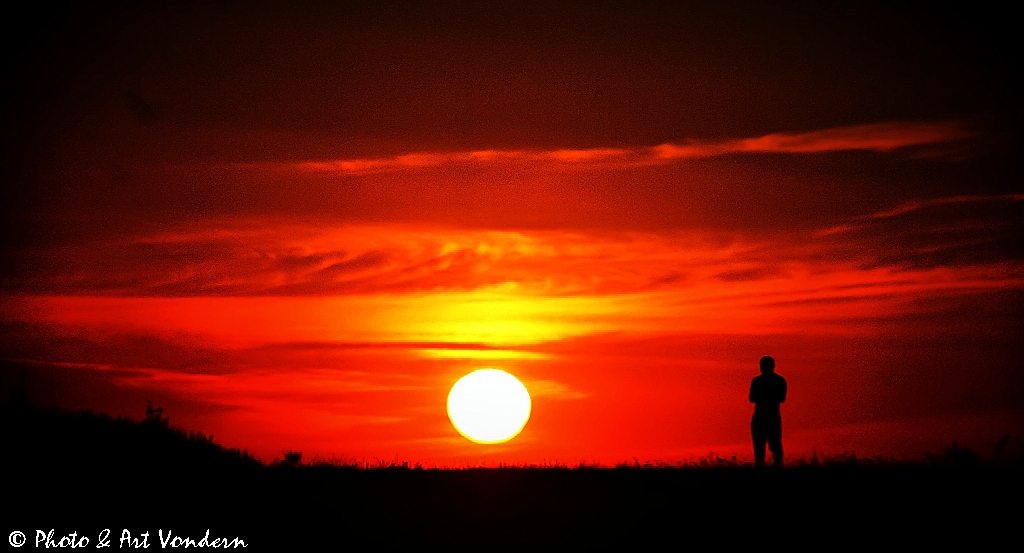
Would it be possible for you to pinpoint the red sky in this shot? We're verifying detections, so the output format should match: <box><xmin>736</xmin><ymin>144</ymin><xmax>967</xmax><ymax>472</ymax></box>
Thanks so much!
<box><xmin>1</xmin><ymin>1</ymin><xmax>1021</xmax><ymax>466</ymax></box>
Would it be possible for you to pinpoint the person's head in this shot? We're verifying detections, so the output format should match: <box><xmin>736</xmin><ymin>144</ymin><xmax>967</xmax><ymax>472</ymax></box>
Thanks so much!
<box><xmin>759</xmin><ymin>356</ymin><xmax>776</xmax><ymax>375</ymax></box>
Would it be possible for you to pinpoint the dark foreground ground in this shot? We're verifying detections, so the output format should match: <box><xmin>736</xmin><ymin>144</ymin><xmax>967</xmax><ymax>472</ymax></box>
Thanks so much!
<box><xmin>3</xmin><ymin>407</ymin><xmax>1021</xmax><ymax>549</ymax></box>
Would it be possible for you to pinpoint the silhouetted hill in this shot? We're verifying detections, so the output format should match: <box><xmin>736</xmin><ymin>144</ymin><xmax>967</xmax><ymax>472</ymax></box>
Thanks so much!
<box><xmin>1</xmin><ymin>405</ymin><xmax>261</xmax><ymax>476</ymax></box>
<box><xmin>3</xmin><ymin>405</ymin><xmax>1019</xmax><ymax>548</ymax></box>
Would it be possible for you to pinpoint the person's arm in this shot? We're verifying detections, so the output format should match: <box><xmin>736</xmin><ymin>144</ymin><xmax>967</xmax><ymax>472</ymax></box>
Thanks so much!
<box><xmin>780</xmin><ymin>378</ymin><xmax>787</xmax><ymax>403</ymax></box>
<box><xmin>749</xmin><ymin>378</ymin><xmax>757</xmax><ymax>403</ymax></box>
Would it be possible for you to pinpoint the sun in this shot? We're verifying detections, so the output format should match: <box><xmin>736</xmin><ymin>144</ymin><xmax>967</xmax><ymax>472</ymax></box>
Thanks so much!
<box><xmin>447</xmin><ymin>369</ymin><xmax>532</xmax><ymax>444</ymax></box>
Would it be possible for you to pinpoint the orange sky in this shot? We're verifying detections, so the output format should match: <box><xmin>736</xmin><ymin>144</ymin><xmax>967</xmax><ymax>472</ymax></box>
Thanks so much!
<box><xmin>1</xmin><ymin>2</ymin><xmax>1021</xmax><ymax>466</ymax></box>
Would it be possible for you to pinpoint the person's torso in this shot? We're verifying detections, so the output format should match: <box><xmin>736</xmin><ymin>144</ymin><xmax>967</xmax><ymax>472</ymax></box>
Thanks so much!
<box><xmin>752</xmin><ymin>374</ymin><xmax>785</xmax><ymax>413</ymax></box>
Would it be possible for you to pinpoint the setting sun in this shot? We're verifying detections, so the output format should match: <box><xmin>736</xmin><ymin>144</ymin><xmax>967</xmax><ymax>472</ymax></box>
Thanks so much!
<box><xmin>447</xmin><ymin>369</ymin><xmax>532</xmax><ymax>444</ymax></box>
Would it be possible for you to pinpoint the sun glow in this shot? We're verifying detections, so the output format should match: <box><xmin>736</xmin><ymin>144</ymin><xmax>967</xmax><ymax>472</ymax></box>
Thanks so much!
<box><xmin>447</xmin><ymin>369</ymin><xmax>532</xmax><ymax>444</ymax></box>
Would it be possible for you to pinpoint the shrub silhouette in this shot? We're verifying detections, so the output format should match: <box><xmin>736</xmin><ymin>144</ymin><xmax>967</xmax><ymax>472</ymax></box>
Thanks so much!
<box><xmin>275</xmin><ymin>450</ymin><xmax>303</xmax><ymax>468</ymax></box>
<box><xmin>144</xmin><ymin>399</ymin><xmax>169</xmax><ymax>429</ymax></box>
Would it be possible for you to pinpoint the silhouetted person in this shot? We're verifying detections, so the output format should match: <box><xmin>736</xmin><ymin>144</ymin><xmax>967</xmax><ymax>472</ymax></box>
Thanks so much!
<box><xmin>749</xmin><ymin>356</ymin><xmax>786</xmax><ymax>467</ymax></box>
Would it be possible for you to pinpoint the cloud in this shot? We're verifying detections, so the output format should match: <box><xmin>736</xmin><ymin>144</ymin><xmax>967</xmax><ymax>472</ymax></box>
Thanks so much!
<box><xmin>5</xmin><ymin>118</ymin><xmax>1007</xmax><ymax>262</ymax></box>
<box><xmin>288</xmin><ymin>147</ymin><xmax>636</xmax><ymax>175</ymax></box>
<box><xmin>812</xmin><ymin>194</ymin><xmax>1024</xmax><ymax>270</ymax></box>
<box><xmin>5</xmin><ymin>220</ymin><xmax>1021</xmax><ymax>353</ymax></box>
<box><xmin>653</xmin><ymin>121</ymin><xmax>974</xmax><ymax>158</ymax></box>
<box><xmin>729</xmin><ymin>121</ymin><xmax>972</xmax><ymax>154</ymax></box>
<box><xmin>714</xmin><ymin>266</ymin><xmax>786</xmax><ymax>283</ymax></box>
<box><xmin>527</xmin><ymin>379</ymin><xmax>588</xmax><ymax>399</ymax></box>
<box><xmin>0</xmin><ymin>328</ymin><xmax>437</xmax><ymax>413</ymax></box>
<box><xmin>861</xmin><ymin>194</ymin><xmax>1024</xmax><ymax>221</ymax></box>
<box><xmin>276</xmin><ymin>120</ymin><xmax>975</xmax><ymax>176</ymax></box>
<box><xmin>4</xmin><ymin>187</ymin><xmax>1021</xmax><ymax>306</ymax></box>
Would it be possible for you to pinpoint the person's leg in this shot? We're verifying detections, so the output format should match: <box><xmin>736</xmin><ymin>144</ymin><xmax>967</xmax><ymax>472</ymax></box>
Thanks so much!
<box><xmin>768</xmin><ymin>417</ymin><xmax>783</xmax><ymax>467</ymax></box>
<box><xmin>752</xmin><ymin>417</ymin><xmax>766</xmax><ymax>467</ymax></box>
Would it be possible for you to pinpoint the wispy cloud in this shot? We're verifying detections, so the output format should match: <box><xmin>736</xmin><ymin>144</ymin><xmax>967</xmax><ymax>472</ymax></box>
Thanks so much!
<box><xmin>292</xmin><ymin>147</ymin><xmax>634</xmax><ymax>175</ymax></box>
<box><xmin>655</xmin><ymin>120</ymin><xmax>973</xmax><ymax>158</ymax></box>
<box><xmin>809</xmin><ymin>194</ymin><xmax>1023</xmax><ymax>270</ymax></box>
<box><xmin>527</xmin><ymin>379</ymin><xmax>589</xmax><ymax>399</ymax></box>
<box><xmin>860</xmin><ymin>193</ymin><xmax>1024</xmax><ymax>221</ymax></box>
<box><xmin>5</xmin><ymin>220</ymin><xmax>1021</xmax><ymax>351</ymax></box>
<box><xmin>272</xmin><ymin>120</ymin><xmax>974</xmax><ymax>175</ymax></box>
<box><xmin>7</xmin><ymin>187</ymin><xmax>1020</xmax><ymax>300</ymax></box>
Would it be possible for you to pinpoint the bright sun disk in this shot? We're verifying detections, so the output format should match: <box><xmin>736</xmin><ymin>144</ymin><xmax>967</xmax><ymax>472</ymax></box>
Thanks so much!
<box><xmin>447</xmin><ymin>369</ymin><xmax>532</xmax><ymax>444</ymax></box>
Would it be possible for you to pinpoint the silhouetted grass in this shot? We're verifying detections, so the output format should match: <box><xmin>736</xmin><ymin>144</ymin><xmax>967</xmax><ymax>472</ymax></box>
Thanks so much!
<box><xmin>2</xmin><ymin>404</ymin><xmax>262</xmax><ymax>476</ymax></box>
<box><xmin>3</xmin><ymin>404</ymin><xmax>1019</xmax><ymax>548</ymax></box>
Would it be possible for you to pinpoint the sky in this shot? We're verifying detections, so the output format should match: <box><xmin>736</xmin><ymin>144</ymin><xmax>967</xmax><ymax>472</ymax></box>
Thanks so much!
<box><xmin>1</xmin><ymin>1</ymin><xmax>1021</xmax><ymax>466</ymax></box>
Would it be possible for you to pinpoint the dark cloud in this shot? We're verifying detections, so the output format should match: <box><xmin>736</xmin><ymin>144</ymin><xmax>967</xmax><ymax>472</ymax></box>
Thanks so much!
<box><xmin>715</xmin><ymin>267</ymin><xmax>784</xmax><ymax>283</ymax></box>
<box><xmin>2</xmin><ymin>1</ymin><xmax>1020</xmax><ymax>299</ymax></box>
<box><xmin>820</xmin><ymin>195</ymin><xmax>1024</xmax><ymax>270</ymax></box>
<box><xmin>2</xmin><ymin>192</ymin><xmax>1019</xmax><ymax>297</ymax></box>
<box><xmin>5</xmin><ymin>1</ymin><xmax>1020</xmax><ymax>163</ymax></box>
<box><xmin>314</xmin><ymin>250</ymin><xmax>390</xmax><ymax>279</ymax></box>
<box><xmin>0</xmin><ymin>357</ymin><xmax>239</xmax><ymax>425</ymax></box>
<box><xmin>0</xmin><ymin>322</ymin><xmax>232</xmax><ymax>375</ymax></box>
